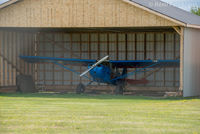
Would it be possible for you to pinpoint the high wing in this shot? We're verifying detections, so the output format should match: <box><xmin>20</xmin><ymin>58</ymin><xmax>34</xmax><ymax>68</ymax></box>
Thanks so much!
<box><xmin>20</xmin><ymin>56</ymin><xmax>180</xmax><ymax>68</ymax></box>
<box><xmin>20</xmin><ymin>55</ymin><xmax>96</xmax><ymax>66</ymax></box>
<box><xmin>110</xmin><ymin>60</ymin><xmax>180</xmax><ymax>68</ymax></box>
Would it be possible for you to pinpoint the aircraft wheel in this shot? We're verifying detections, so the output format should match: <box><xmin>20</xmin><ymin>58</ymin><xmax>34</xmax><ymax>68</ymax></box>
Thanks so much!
<box><xmin>76</xmin><ymin>83</ymin><xmax>85</xmax><ymax>94</ymax></box>
<box><xmin>115</xmin><ymin>83</ymin><xmax>124</xmax><ymax>95</ymax></box>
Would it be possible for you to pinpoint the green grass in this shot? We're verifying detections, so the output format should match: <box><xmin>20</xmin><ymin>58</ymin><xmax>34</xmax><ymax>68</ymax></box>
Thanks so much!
<box><xmin>0</xmin><ymin>93</ymin><xmax>200</xmax><ymax>134</ymax></box>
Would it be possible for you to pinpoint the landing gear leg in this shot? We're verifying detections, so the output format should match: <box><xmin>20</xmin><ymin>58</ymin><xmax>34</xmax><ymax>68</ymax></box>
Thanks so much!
<box><xmin>76</xmin><ymin>83</ymin><xmax>85</xmax><ymax>94</ymax></box>
<box><xmin>115</xmin><ymin>82</ymin><xmax>125</xmax><ymax>95</ymax></box>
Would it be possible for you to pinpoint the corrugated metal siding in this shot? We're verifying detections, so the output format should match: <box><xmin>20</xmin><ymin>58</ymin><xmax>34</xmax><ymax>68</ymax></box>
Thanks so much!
<box><xmin>0</xmin><ymin>30</ymin><xmax>35</xmax><ymax>87</ymax></box>
<box><xmin>36</xmin><ymin>31</ymin><xmax>180</xmax><ymax>88</ymax></box>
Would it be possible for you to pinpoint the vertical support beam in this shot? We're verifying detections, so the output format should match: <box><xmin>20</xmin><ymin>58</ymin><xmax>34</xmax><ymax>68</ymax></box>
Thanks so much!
<box><xmin>163</xmin><ymin>33</ymin><xmax>166</xmax><ymax>87</ymax></box>
<box><xmin>79</xmin><ymin>33</ymin><xmax>82</xmax><ymax>83</ymax></box>
<box><xmin>173</xmin><ymin>33</ymin><xmax>176</xmax><ymax>87</ymax></box>
<box><xmin>134</xmin><ymin>33</ymin><xmax>137</xmax><ymax>60</ymax></box>
<box><xmin>29</xmin><ymin>34</ymin><xmax>32</xmax><ymax>76</ymax></box>
<box><xmin>30</xmin><ymin>33</ymin><xmax>35</xmax><ymax>80</ymax></box>
<box><xmin>180</xmin><ymin>27</ymin><xmax>184</xmax><ymax>91</ymax></box>
<box><xmin>62</xmin><ymin>33</ymin><xmax>65</xmax><ymax>86</ymax></box>
<box><xmin>135</xmin><ymin>33</ymin><xmax>137</xmax><ymax>79</ymax></box>
<box><xmin>26</xmin><ymin>34</ymin><xmax>29</xmax><ymax>75</ymax></box>
<box><xmin>28</xmin><ymin>34</ymin><xmax>31</xmax><ymax>75</ymax></box>
<box><xmin>7</xmin><ymin>31</ymin><xmax>11</xmax><ymax>85</ymax></box>
<box><xmin>153</xmin><ymin>32</ymin><xmax>156</xmax><ymax>86</ymax></box>
<box><xmin>173</xmin><ymin>26</ymin><xmax>184</xmax><ymax>90</ymax></box>
<box><xmin>107</xmin><ymin>33</ymin><xmax>110</xmax><ymax>56</ymax></box>
<box><xmin>18</xmin><ymin>32</ymin><xmax>22</xmax><ymax>76</ymax></box>
<box><xmin>4</xmin><ymin>31</ymin><xmax>8</xmax><ymax>86</ymax></box>
<box><xmin>125</xmin><ymin>34</ymin><xmax>128</xmax><ymax>60</ymax></box>
<box><xmin>153</xmin><ymin>33</ymin><xmax>156</xmax><ymax>60</ymax></box>
<box><xmin>34</xmin><ymin>33</ymin><xmax>38</xmax><ymax>85</ymax></box>
<box><xmin>97</xmin><ymin>33</ymin><xmax>100</xmax><ymax>59</ymax></box>
<box><xmin>12</xmin><ymin>32</ymin><xmax>15</xmax><ymax>85</ymax></box>
<box><xmin>22</xmin><ymin>33</ymin><xmax>26</xmax><ymax>74</ymax></box>
<box><xmin>21</xmin><ymin>33</ymin><xmax>25</xmax><ymax>75</ymax></box>
<box><xmin>25</xmin><ymin>33</ymin><xmax>29</xmax><ymax>75</ymax></box>
<box><xmin>144</xmin><ymin>33</ymin><xmax>147</xmax><ymax>86</ymax></box>
<box><xmin>116</xmin><ymin>33</ymin><xmax>119</xmax><ymax>60</ymax></box>
<box><xmin>88</xmin><ymin>33</ymin><xmax>91</xmax><ymax>59</ymax></box>
<box><xmin>24</xmin><ymin>33</ymin><xmax>28</xmax><ymax>75</ymax></box>
<box><xmin>88</xmin><ymin>33</ymin><xmax>91</xmax><ymax>85</ymax></box>
<box><xmin>43</xmin><ymin>33</ymin><xmax>46</xmax><ymax>86</ymax></box>
<box><xmin>144</xmin><ymin>33</ymin><xmax>147</xmax><ymax>60</ymax></box>
<box><xmin>163</xmin><ymin>33</ymin><xmax>166</xmax><ymax>60</ymax></box>
<box><xmin>15</xmin><ymin>32</ymin><xmax>19</xmax><ymax>77</ymax></box>
<box><xmin>0</xmin><ymin>30</ymin><xmax>3</xmax><ymax>87</ymax></box>
<box><xmin>17</xmin><ymin>32</ymin><xmax>21</xmax><ymax>76</ymax></box>
<box><xmin>70</xmin><ymin>33</ymin><xmax>73</xmax><ymax>85</ymax></box>
<box><xmin>52</xmin><ymin>33</ymin><xmax>55</xmax><ymax>85</ymax></box>
<box><xmin>98</xmin><ymin>33</ymin><xmax>101</xmax><ymax>86</ymax></box>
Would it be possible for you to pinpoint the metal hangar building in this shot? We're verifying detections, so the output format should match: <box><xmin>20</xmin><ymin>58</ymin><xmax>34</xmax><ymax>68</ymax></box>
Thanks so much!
<box><xmin>0</xmin><ymin>0</ymin><xmax>200</xmax><ymax>97</ymax></box>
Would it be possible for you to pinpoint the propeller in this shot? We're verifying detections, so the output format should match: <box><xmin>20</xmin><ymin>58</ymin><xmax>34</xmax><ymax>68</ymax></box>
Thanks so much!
<box><xmin>80</xmin><ymin>55</ymin><xmax>109</xmax><ymax>77</ymax></box>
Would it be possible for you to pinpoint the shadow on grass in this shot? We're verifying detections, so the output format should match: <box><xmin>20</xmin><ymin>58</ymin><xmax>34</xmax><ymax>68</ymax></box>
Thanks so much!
<box><xmin>0</xmin><ymin>92</ymin><xmax>199</xmax><ymax>100</ymax></box>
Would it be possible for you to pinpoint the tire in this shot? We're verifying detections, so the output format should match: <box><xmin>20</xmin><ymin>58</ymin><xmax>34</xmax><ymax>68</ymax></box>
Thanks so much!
<box><xmin>76</xmin><ymin>83</ymin><xmax>85</xmax><ymax>94</ymax></box>
<box><xmin>16</xmin><ymin>75</ymin><xmax>37</xmax><ymax>93</ymax></box>
<box><xmin>115</xmin><ymin>82</ymin><xmax>124</xmax><ymax>95</ymax></box>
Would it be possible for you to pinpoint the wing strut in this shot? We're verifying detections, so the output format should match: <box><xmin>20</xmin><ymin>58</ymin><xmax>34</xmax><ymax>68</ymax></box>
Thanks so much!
<box><xmin>53</xmin><ymin>61</ymin><xmax>91</xmax><ymax>80</ymax></box>
<box><xmin>111</xmin><ymin>61</ymin><xmax>159</xmax><ymax>81</ymax></box>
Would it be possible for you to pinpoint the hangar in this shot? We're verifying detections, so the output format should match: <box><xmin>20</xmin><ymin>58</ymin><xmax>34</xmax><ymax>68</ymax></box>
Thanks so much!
<box><xmin>0</xmin><ymin>0</ymin><xmax>200</xmax><ymax>97</ymax></box>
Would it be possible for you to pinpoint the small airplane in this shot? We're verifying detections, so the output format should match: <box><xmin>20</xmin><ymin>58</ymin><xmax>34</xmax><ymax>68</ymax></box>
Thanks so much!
<box><xmin>20</xmin><ymin>55</ymin><xmax>180</xmax><ymax>94</ymax></box>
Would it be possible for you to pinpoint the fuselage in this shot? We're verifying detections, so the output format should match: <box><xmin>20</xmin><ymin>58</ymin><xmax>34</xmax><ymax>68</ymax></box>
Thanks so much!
<box><xmin>89</xmin><ymin>65</ymin><xmax>114</xmax><ymax>84</ymax></box>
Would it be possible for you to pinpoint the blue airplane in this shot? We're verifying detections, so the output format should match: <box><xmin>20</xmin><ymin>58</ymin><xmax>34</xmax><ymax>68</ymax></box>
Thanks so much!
<box><xmin>20</xmin><ymin>55</ymin><xmax>180</xmax><ymax>94</ymax></box>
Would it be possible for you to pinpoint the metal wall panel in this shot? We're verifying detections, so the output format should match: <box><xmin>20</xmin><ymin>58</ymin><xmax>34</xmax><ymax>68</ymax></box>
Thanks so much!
<box><xmin>0</xmin><ymin>30</ymin><xmax>35</xmax><ymax>87</ymax></box>
<box><xmin>183</xmin><ymin>28</ymin><xmax>200</xmax><ymax>97</ymax></box>
<box><xmin>36</xmin><ymin>31</ymin><xmax>180</xmax><ymax>88</ymax></box>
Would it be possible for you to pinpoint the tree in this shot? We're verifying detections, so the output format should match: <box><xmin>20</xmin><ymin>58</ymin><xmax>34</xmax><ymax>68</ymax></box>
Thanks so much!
<box><xmin>191</xmin><ymin>7</ymin><xmax>200</xmax><ymax>16</ymax></box>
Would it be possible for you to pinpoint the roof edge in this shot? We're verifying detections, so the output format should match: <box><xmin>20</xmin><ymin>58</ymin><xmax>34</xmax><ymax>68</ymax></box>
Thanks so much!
<box><xmin>122</xmin><ymin>0</ymin><xmax>186</xmax><ymax>27</ymax></box>
<box><xmin>186</xmin><ymin>24</ymin><xmax>200</xmax><ymax>29</ymax></box>
<box><xmin>0</xmin><ymin>0</ymin><xmax>21</xmax><ymax>9</ymax></box>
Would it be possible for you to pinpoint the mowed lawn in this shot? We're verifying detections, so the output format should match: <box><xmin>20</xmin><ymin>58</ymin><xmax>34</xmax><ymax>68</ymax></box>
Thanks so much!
<box><xmin>0</xmin><ymin>93</ymin><xmax>200</xmax><ymax>134</ymax></box>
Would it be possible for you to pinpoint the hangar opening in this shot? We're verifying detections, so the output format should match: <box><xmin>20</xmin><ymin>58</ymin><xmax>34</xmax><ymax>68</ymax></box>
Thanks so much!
<box><xmin>0</xmin><ymin>27</ymin><xmax>180</xmax><ymax>94</ymax></box>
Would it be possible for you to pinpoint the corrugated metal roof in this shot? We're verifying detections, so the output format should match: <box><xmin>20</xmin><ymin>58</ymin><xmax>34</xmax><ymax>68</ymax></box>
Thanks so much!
<box><xmin>0</xmin><ymin>0</ymin><xmax>20</xmax><ymax>9</ymax></box>
<box><xmin>0</xmin><ymin>0</ymin><xmax>9</xmax><ymax>4</ymax></box>
<box><xmin>162</xmin><ymin>0</ymin><xmax>200</xmax><ymax>11</ymax></box>
<box><xmin>129</xmin><ymin>0</ymin><xmax>200</xmax><ymax>26</ymax></box>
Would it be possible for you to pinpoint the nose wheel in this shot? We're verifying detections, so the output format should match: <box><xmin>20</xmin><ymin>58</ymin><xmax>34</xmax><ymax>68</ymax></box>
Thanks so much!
<box><xmin>76</xmin><ymin>83</ymin><xmax>86</xmax><ymax>94</ymax></box>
